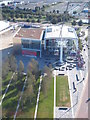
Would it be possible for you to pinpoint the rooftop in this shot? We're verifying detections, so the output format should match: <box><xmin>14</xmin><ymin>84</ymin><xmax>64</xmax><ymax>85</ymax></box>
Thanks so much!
<box><xmin>0</xmin><ymin>21</ymin><xmax>10</xmax><ymax>32</ymax></box>
<box><xmin>45</xmin><ymin>25</ymin><xmax>78</xmax><ymax>39</ymax></box>
<box><xmin>15</xmin><ymin>28</ymin><xmax>44</xmax><ymax>40</ymax></box>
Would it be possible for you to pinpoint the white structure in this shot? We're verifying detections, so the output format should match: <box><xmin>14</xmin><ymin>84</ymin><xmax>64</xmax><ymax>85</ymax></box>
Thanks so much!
<box><xmin>0</xmin><ymin>0</ymin><xmax>13</xmax><ymax>6</ymax></box>
<box><xmin>44</xmin><ymin>25</ymin><xmax>78</xmax><ymax>62</ymax></box>
<box><xmin>0</xmin><ymin>21</ymin><xmax>12</xmax><ymax>34</ymax></box>
<box><xmin>0</xmin><ymin>21</ymin><xmax>10</xmax><ymax>31</ymax></box>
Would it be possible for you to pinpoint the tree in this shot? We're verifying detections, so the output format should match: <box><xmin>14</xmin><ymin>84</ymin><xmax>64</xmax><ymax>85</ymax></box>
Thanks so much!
<box><xmin>26</xmin><ymin>18</ymin><xmax>30</xmax><ymax>22</ymax></box>
<box><xmin>58</xmin><ymin>17</ymin><xmax>62</xmax><ymax>22</ymax></box>
<box><xmin>53</xmin><ymin>10</ymin><xmax>56</xmax><ymax>13</ymax></box>
<box><xmin>15</xmin><ymin>13</ymin><xmax>19</xmax><ymax>18</ymax></box>
<box><xmin>20</xmin><ymin>14</ymin><xmax>24</xmax><ymax>18</ymax></box>
<box><xmin>7</xmin><ymin>17</ymin><xmax>11</xmax><ymax>21</ymax></box>
<box><xmin>43</xmin><ymin>65</ymin><xmax>52</xmax><ymax>79</ymax></box>
<box><xmin>51</xmin><ymin>17</ymin><xmax>58</xmax><ymax>24</ymax></box>
<box><xmin>24</xmin><ymin>14</ymin><xmax>27</xmax><ymax>19</ymax></box>
<box><xmin>21</xmin><ymin>72</ymin><xmax>36</xmax><ymax>109</ymax></box>
<box><xmin>78</xmin><ymin>38</ymin><xmax>82</xmax><ymax>51</ymax></box>
<box><xmin>12</xmin><ymin>73</ymin><xmax>18</xmax><ymax>87</ymax></box>
<box><xmin>32</xmin><ymin>19</ymin><xmax>35</xmax><ymax>23</ymax></box>
<box><xmin>18</xmin><ymin>60</ymin><xmax>24</xmax><ymax>78</ymax></box>
<box><xmin>73</xmin><ymin>11</ymin><xmax>77</xmax><ymax>14</ymax></box>
<box><xmin>78</xmin><ymin>20</ymin><xmax>83</xmax><ymax>26</ymax></box>
<box><xmin>1</xmin><ymin>3</ymin><xmax>5</xmax><ymax>7</ymax></box>
<box><xmin>27</xmin><ymin>59</ymin><xmax>40</xmax><ymax>80</ymax></box>
<box><xmin>9</xmin><ymin>55</ymin><xmax>17</xmax><ymax>72</ymax></box>
<box><xmin>13</xmin><ymin>18</ymin><xmax>16</xmax><ymax>22</ymax></box>
<box><xmin>42</xmin><ymin>76</ymin><xmax>49</xmax><ymax>96</ymax></box>
<box><xmin>41</xmin><ymin>65</ymin><xmax>52</xmax><ymax>97</ymax></box>
<box><xmin>72</xmin><ymin>20</ymin><xmax>76</xmax><ymax>26</ymax></box>
<box><xmin>35</xmin><ymin>6</ymin><xmax>40</xmax><ymax>12</ymax></box>
<box><xmin>2</xmin><ymin>59</ymin><xmax>10</xmax><ymax>79</ymax></box>
<box><xmin>57</xmin><ymin>10</ymin><xmax>59</xmax><ymax>14</ymax></box>
<box><xmin>37</xmin><ymin>18</ymin><xmax>41</xmax><ymax>23</ymax></box>
<box><xmin>21</xmin><ymin>83</ymin><xmax>35</xmax><ymax>110</ymax></box>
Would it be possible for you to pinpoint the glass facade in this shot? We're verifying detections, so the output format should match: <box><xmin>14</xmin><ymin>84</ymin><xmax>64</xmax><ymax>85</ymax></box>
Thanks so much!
<box><xmin>22</xmin><ymin>40</ymin><xmax>41</xmax><ymax>50</ymax></box>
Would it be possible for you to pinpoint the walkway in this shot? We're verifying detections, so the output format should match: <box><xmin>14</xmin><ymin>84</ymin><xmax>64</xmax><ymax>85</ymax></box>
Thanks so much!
<box><xmin>34</xmin><ymin>75</ymin><xmax>42</xmax><ymax>120</ymax></box>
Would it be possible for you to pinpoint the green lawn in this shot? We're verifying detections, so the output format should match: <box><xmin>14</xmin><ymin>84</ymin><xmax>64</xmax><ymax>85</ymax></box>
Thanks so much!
<box><xmin>2</xmin><ymin>73</ymin><xmax>25</xmax><ymax>118</ymax></box>
<box><xmin>16</xmin><ymin>78</ymin><xmax>40</xmax><ymax>118</ymax></box>
<box><xmin>16</xmin><ymin>106</ymin><xmax>35</xmax><ymax>118</ymax></box>
<box><xmin>56</xmin><ymin>76</ymin><xmax>70</xmax><ymax>107</ymax></box>
<box><xmin>2</xmin><ymin>72</ymin><xmax>12</xmax><ymax>85</ymax></box>
<box><xmin>37</xmin><ymin>77</ymin><xmax>54</xmax><ymax>118</ymax></box>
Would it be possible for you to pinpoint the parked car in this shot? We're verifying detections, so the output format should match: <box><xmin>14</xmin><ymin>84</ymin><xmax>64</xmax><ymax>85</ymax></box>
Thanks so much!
<box><xmin>76</xmin><ymin>74</ymin><xmax>79</xmax><ymax>81</ymax></box>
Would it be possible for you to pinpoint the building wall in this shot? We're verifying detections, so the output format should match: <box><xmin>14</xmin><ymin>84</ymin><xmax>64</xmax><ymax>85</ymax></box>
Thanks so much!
<box><xmin>21</xmin><ymin>38</ymin><xmax>42</xmax><ymax>57</ymax></box>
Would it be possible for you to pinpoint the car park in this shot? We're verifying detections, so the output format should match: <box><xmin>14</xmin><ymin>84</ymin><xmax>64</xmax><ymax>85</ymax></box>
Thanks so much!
<box><xmin>69</xmin><ymin>67</ymin><xmax>72</xmax><ymax>70</ymax></box>
<box><xmin>73</xmin><ymin>64</ymin><xmax>76</xmax><ymax>67</ymax></box>
<box><xmin>60</xmin><ymin>68</ymin><xmax>64</xmax><ymax>71</ymax></box>
<box><xmin>54</xmin><ymin>67</ymin><xmax>59</xmax><ymax>70</ymax></box>
<box><xmin>73</xmin><ymin>82</ymin><xmax>76</xmax><ymax>91</ymax></box>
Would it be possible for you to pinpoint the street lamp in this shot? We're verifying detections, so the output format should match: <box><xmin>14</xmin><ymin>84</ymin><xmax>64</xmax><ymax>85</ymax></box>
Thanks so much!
<box><xmin>59</xmin><ymin>2</ymin><xmax>69</xmax><ymax>64</ymax></box>
<box><xmin>8</xmin><ymin>52</ymin><xmax>10</xmax><ymax>57</ymax></box>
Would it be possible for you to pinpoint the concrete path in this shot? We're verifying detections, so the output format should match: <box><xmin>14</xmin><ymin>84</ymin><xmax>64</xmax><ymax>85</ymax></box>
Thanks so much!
<box><xmin>53</xmin><ymin>70</ymin><xmax>56</xmax><ymax>119</ymax></box>
<box><xmin>34</xmin><ymin>75</ymin><xmax>42</xmax><ymax>120</ymax></box>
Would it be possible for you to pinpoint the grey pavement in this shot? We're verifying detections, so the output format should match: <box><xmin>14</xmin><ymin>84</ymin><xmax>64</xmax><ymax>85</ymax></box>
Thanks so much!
<box><xmin>55</xmin><ymin>107</ymin><xmax>72</xmax><ymax>118</ymax></box>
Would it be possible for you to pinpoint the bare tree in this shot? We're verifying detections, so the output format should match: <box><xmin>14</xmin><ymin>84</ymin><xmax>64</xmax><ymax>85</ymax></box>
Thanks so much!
<box><xmin>18</xmin><ymin>60</ymin><xmax>24</xmax><ymax>79</ymax></box>
<box><xmin>43</xmin><ymin>65</ymin><xmax>52</xmax><ymax>78</ymax></box>
<box><xmin>9</xmin><ymin>55</ymin><xmax>17</xmax><ymax>72</ymax></box>
<box><xmin>27</xmin><ymin>59</ymin><xmax>40</xmax><ymax>80</ymax></box>
<box><xmin>41</xmin><ymin>66</ymin><xmax>52</xmax><ymax>97</ymax></box>
<box><xmin>2</xmin><ymin>58</ymin><xmax>10</xmax><ymax>79</ymax></box>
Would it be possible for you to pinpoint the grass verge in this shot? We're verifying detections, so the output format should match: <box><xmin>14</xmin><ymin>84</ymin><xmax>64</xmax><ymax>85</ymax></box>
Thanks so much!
<box><xmin>37</xmin><ymin>77</ymin><xmax>54</xmax><ymax>118</ymax></box>
<box><xmin>56</xmin><ymin>76</ymin><xmax>70</xmax><ymax>107</ymax></box>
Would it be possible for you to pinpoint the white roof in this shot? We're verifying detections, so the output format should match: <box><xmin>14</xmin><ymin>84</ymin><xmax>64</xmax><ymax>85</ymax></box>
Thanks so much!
<box><xmin>0</xmin><ymin>21</ymin><xmax>10</xmax><ymax>31</ymax></box>
<box><xmin>45</xmin><ymin>25</ymin><xmax>78</xmax><ymax>39</ymax></box>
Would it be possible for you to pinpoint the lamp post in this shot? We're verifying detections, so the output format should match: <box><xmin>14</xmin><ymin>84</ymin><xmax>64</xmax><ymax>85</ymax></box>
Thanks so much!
<box><xmin>59</xmin><ymin>25</ymin><xmax>63</xmax><ymax>63</ymax></box>
<box><xmin>59</xmin><ymin>2</ymin><xmax>69</xmax><ymax>64</ymax></box>
<box><xmin>8</xmin><ymin>52</ymin><xmax>10</xmax><ymax>59</ymax></box>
